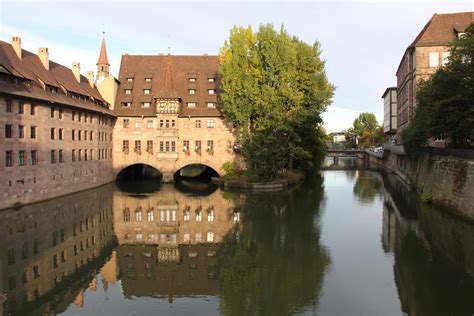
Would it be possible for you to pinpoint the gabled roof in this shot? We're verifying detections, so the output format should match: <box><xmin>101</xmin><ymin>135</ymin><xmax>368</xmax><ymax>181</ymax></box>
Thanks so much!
<box><xmin>0</xmin><ymin>40</ymin><xmax>113</xmax><ymax>115</ymax></box>
<box><xmin>114</xmin><ymin>54</ymin><xmax>221</xmax><ymax>117</ymax></box>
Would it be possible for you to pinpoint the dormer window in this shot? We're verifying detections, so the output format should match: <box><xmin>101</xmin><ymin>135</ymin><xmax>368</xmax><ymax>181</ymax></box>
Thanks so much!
<box><xmin>145</xmin><ymin>78</ymin><xmax>152</xmax><ymax>82</ymax></box>
<box><xmin>187</xmin><ymin>102</ymin><xmax>196</xmax><ymax>108</ymax></box>
<box><xmin>122</xmin><ymin>102</ymin><xmax>131</xmax><ymax>107</ymax></box>
<box><xmin>125</xmin><ymin>89</ymin><xmax>132</xmax><ymax>95</ymax></box>
<box><xmin>208</xmin><ymin>89</ymin><xmax>215</xmax><ymax>95</ymax></box>
<box><xmin>208</xmin><ymin>77</ymin><xmax>215</xmax><ymax>82</ymax></box>
<box><xmin>189</xmin><ymin>89</ymin><xmax>196</xmax><ymax>95</ymax></box>
<box><xmin>207</xmin><ymin>102</ymin><xmax>216</xmax><ymax>108</ymax></box>
<box><xmin>126</xmin><ymin>78</ymin><xmax>133</xmax><ymax>82</ymax></box>
<box><xmin>189</xmin><ymin>78</ymin><xmax>196</xmax><ymax>82</ymax></box>
<box><xmin>142</xmin><ymin>102</ymin><xmax>151</xmax><ymax>108</ymax></box>
<box><xmin>143</xmin><ymin>89</ymin><xmax>151</xmax><ymax>95</ymax></box>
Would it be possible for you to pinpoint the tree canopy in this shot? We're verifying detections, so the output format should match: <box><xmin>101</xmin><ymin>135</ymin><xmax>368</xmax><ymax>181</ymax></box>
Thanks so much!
<box><xmin>402</xmin><ymin>23</ymin><xmax>474</xmax><ymax>160</ymax></box>
<box><xmin>219</xmin><ymin>24</ymin><xmax>334</xmax><ymax>181</ymax></box>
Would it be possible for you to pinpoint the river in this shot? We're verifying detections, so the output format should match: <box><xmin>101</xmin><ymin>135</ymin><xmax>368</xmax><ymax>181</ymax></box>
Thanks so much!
<box><xmin>1</xmin><ymin>158</ymin><xmax>473</xmax><ymax>315</ymax></box>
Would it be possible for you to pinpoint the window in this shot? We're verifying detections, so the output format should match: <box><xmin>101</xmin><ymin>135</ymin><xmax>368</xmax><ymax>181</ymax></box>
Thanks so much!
<box><xmin>142</xmin><ymin>102</ymin><xmax>151</xmax><ymax>107</ymax></box>
<box><xmin>72</xmin><ymin>111</ymin><xmax>76</xmax><ymax>121</ymax></box>
<box><xmin>196</xmin><ymin>210</ymin><xmax>202</xmax><ymax>222</ymax></box>
<box><xmin>233</xmin><ymin>212</ymin><xmax>240</xmax><ymax>223</ymax></box>
<box><xmin>123</xmin><ymin>208</ymin><xmax>130</xmax><ymax>222</ymax></box>
<box><xmin>165</xmin><ymin>141</ymin><xmax>170</xmax><ymax>152</ymax></box>
<box><xmin>189</xmin><ymin>89</ymin><xmax>196</xmax><ymax>95</ymax></box>
<box><xmin>5</xmin><ymin>124</ymin><xmax>12</xmax><ymax>138</ymax></box>
<box><xmin>147</xmin><ymin>210</ymin><xmax>154</xmax><ymax>222</ymax></box>
<box><xmin>207</xmin><ymin>140</ymin><xmax>214</xmax><ymax>151</ymax></box>
<box><xmin>123</xmin><ymin>118</ymin><xmax>129</xmax><ymax>128</ymax></box>
<box><xmin>135</xmin><ymin>140</ymin><xmax>141</xmax><ymax>152</ymax></box>
<box><xmin>6</xmin><ymin>98</ymin><xmax>12</xmax><ymax>112</ymax></box>
<box><xmin>207</xmin><ymin>231</ymin><xmax>214</xmax><ymax>242</ymax></box>
<box><xmin>122</xmin><ymin>102</ymin><xmax>131</xmax><ymax>107</ymax></box>
<box><xmin>171</xmin><ymin>141</ymin><xmax>176</xmax><ymax>152</ymax></box>
<box><xmin>208</xmin><ymin>77</ymin><xmax>215</xmax><ymax>82</ymax></box>
<box><xmin>89</xmin><ymin>131</ymin><xmax>93</xmax><ymax>141</ymax></box>
<box><xmin>195</xmin><ymin>120</ymin><xmax>201</xmax><ymax>128</ymax></box>
<box><xmin>195</xmin><ymin>140</ymin><xmax>201</xmax><ymax>151</ymax></box>
<box><xmin>125</xmin><ymin>89</ymin><xmax>132</xmax><ymax>95</ymax></box>
<box><xmin>8</xmin><ymin>248</ymin><xmax>15</xmax><ymax>265</ymax></box>
<box><xmin>19</xmin><ymin>102</ymin><xmax>24</xmax><ymax>114</ymax></box>
<box><xmin>53</xmin><ymin>255</ymin><xmax>58</xmax><ymax>268</ymax></box>
<box><xmin>51</xmin><ymin>150</ymin><xmax>56</xmax><ymax>164</ymax></box>
<box><xmin>207</xmin><ymin>102</ymin><xmax>216</xmax><ymax>108</ymax></box>
<box><xmin>33</xmin><ymin>266</ymin><xmax>40</xmax><ymax>278</ymax></box>
<box><xmin>146</xmin><ymin>120</ymin><xmax>153</xmax><ymax>128</ymax></box>
<box><xmin>429</xmin><ymin>52</ymin><xmax>439</xmax><ymax>67</ymax></box>
<box><xmin>187</xmin><ymin>102</ymin><xmax>196</xmax><ymax>108</ymax></box>
<box><xmin>135</xmin><ymin>119</ymin><xmax>141</xmax><ymax>128</ymax></box>
<box><xmin>183</xmin><ymin>210</ymin><xmax>190</xmax><ymax>221</ymax></box>
<box><xmin>51</xmin><ymin>107</ymin><xmax>55</xmax><ymax>118</ymax></box>
<box><xmin>59</xmin><ymin>128</ymin><xmax>63</xmax><ymax>140</ymax></box>
<box><xmin>171</xmin><ymin>120</ymin><xmax>176</xmax><ymax>128</ymax></box>
<box><xmin>18</xmin><ymin>125</ymin><xmax>24</xmax><ymax>138</ymax></box>
<box><xmin>183</xmin><ymin>140</ymin><xmax>189</xmax><ymax>152</ymax></box>
<box><xmin>208</xmin><ymin>89</ymin><xmax>215</xmax><ymax>95</ymax></box>
<box><xmin>72</xmin><ymin>149</ymin><xmax>76</xmax><ymax>162</ymax></box>
<box><xmin>195</xmin><ymin>232</ymin><xmax>202</xmax><ymax>242</ymax></box>
<box><xmin>84</xmin><ymin>149</ymin><xmax>88</xmax><ymax>161</ymax></box>
<box><xmin>207</xmin><ymin>209</ymin><xmax>214</xmax><ymax>222</ymax></box>
<box><xmin>145</xmin><ymin>77</ymin><xmax>152</xmax><ymax>82</ymax></box>
<box><xmin>59</xmin><ymin>109</ymin><xmax>63</xmax><ymax>119</ymax></box>
<box><xmin>30</xmin><ymin>104</ymin><xmax>36</xmax><ymax>115</ymax></box>
<box><xmin>143</xmin><ymin>89</ymin><xmax>151</xmax><ymax>95</ymax></box>
<box><xmin>184</xmin><ymin>232</ymin><xmax>190</xmax><ymax>242</ymax></box>
<box><xmin>126</xmin><ymin>77</ymin><xmax>133</xmax><ymax>82</ymax></box>
<box><xmin>58</xmin><ymin>150</ymin><xmax>63</xmax><ymax>163</ymax></box>
<box><xmin>441</xmin><ymin>52</ymin><xmax>450</xmax><ymax>66</ymax></box>
<box><xmin>189</xmin><ymin>77</ymin><xmax>196</xmax><ymax>82</ymax></box>
<box><xmin>51</xmin><ymin>128</ymin><xmax>55</xmax><ymax>140</ymax></box>
<box><xmin>159</xmin><ymin>120</ymin><xmax>164</xmax><ymax>128</ymax></box>
<box><xmin>147</xmin><ymin>140</ymin><xmax>153</xmax><ymax>152</ymax></box>
<box><xmin>72</xmin><ymin>130</ymin><xmax>76</xmax><ymax>141</ymax></box>
<box><xmin>123</xmin><ymin>140</ymin><xmax>129</xmax><ymax>153</ymax></box>
<box><xmin>19</xmin><ymin>150</ymin><xmax>25</xmax><ymax>166</ymax></box>
<box><xmin>5</xmin><ymin>151</ymin><xmax>12</xmax><ymax>167</ymax></box>
<box><xmin>31</xmin><ymin>150</ymin><xmax>37</xmax><ymax>165</ymax></box>
<box><xmin>78</xmin><ymin>149</ymin><xmax>82</xmax><ymax>161</ymax></box>
<box><xmin>30</xmin><ymin>126</ymin><xmax>36</xmax><ymax>139</ymax></box>
<box><xmin>159</xmin><ymin>141</ymin><xmax>164</xmax><ymax>152</ymax></box>
<box><xmin>207</xmin><ymin>119</ymin><xmax>214</xmax><ymax>128</ymax></box>
<box><xmin>135</xmin><ymin>210</ymin><xmax>142</xmax><ymax>222</ymax></box>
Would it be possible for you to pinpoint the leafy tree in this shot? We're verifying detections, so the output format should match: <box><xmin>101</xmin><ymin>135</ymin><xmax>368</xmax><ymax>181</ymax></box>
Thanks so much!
<box><xmin>219</xmin><ymin>24</ymin><xmax>334</xmax><ymax>180</ymax></box>
<box><xmin>402</xmin><ymin>23</ymin><xmax>474</xmax><ymax>159</ymax></box>
<box><xmin>352</xmin><ymin>112</ymin><xmax>379</xmax><ymax>137</ymax></box>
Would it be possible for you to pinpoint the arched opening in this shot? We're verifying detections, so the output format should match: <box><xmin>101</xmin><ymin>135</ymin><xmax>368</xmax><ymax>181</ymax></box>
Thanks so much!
<box><xmin>116</xmin><ymin>164</ymin><xmax>162</xmax><ymax>193</ymax></box>
<box><xmin>173</xmin><ymin>164</ymin><xmax>220</xmax><ymax>196</ymax></box>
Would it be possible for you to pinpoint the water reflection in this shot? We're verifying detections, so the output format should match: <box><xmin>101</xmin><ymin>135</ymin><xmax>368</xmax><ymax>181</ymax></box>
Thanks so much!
<box><xmin>0</xmin><ymin>168</ymin><xmax>473</xmax><ymax>315</ymax></box>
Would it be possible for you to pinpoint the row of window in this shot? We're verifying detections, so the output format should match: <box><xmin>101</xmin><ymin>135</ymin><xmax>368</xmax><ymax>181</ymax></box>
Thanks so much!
<box><xmin>125</xmin><ymin>88</ymin><xmax>216</xmax><ymax>96</ymax></box>
<box><xmin>122</xmin><ymin>118</ymin><xmax>214</xmax><ymax>129</ymax></box>
<box><xmin>123</xmin><ymin>209</ymin><xmax>217</xmax><ymax>222</ymax></box>
<box><xmin>4</xmin><ymin>125</ymin><xmax>37</xmax><ymax>139</ymax></box>
<box><xmin>122</xmin><ymin>140</ymin><xmax>214</xmax><ymax>153</ymax></box>
<box><xmin>4</xmin><ymin>125</ymin><xmax>111</xmax><ymax>142</ymax></box>
<box><xmin>4</xmin><ymin>148</ymin><xmax>111</xmax><ymax>167</ymax></box>
<box><xmin>124</xmin><ymin>231</ymin><xmax>216</xmax><ymax>243</ymax></box>
<box><xmin>124</xmin><ymin>77</ymin><xmax>215</xmax><ymax>83</ymax></box>
<box><xmin>428</xmin><ymin>51</ymin><xmax>450</xmax><ymax>68</ymax></box>
<box><xmin>187</xmin><ymin>102</ymin><xmax>216</xmax><ymax>108</ymax></box>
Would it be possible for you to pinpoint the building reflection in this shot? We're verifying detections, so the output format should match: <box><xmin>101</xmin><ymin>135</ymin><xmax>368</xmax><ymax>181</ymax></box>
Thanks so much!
<box><xmin>0</xmin><ymin>183</ymin><xmax>116</xmax><ymax>315</ymax></box>
<box><xmin>112</xmin><ymin>183</ymin><xmax>240</xmax><ymax>298</ymax></box>
<box><xmin>380</xmin><ymin>173</ymin><xmax>474</xmax><ymax>315</ymax></box>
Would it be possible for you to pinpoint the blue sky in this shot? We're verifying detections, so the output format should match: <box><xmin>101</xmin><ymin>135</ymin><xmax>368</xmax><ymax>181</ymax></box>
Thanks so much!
<box><xmin>0</xmin><ymin>1</ymin><xmax>472</xmax><ymax>132</ymax></box>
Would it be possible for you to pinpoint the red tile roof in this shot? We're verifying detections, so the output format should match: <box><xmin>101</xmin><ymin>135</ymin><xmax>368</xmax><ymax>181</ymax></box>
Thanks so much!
<box><xmin>0</xmin><ymin>40</ymin><xmax>113</xmax><ymax>115</ymax></box>
<box><xmin>97</xmin><ymin>37</ymin><xmax>110</xmax><ymax>66</ymax></box>
<box><xmin>114</xmin><ymin>54</ymin><xmax>221</xmax><ymax>117</ymax></box>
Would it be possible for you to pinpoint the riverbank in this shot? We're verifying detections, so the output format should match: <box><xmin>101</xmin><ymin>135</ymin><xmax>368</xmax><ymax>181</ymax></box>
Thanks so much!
<box><xmin>366</xmin><ymin>148</ymin><xmax>474</xmax><ymax>222</ymax></box>
<box><xmin>219</xmin><ymin>169</ymin><xmax>305</xmax><ymax>191</ymax></box>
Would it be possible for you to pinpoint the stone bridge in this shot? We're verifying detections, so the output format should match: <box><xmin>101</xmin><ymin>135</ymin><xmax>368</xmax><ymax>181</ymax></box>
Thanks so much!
<box><xmin>326</xmin><ymin>149</ymin><xmax>368</xmax><ymax>163</ymax></box>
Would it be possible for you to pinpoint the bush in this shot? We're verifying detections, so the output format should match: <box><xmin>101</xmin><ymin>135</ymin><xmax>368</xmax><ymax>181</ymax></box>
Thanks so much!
<box><xmin>420</xmin><ymin>187</ymin><xmax>433</xmax><ymax>204</ymax></box>
<box><xmin>222</xmin><ymin>161</ymin><xmax>237</xmax><ymax>175</ymax></box>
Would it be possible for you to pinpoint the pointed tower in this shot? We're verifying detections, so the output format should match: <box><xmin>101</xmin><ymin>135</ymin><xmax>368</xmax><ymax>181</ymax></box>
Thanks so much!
<box><xmin>156</xmin><ymin>54</ymin><xmax>180</xmax><ymax>114</ymax></box>
<box><xmin>96</xmin><ymin>35</ymin><xmax>110</xmax><ymax>81</ymax></box>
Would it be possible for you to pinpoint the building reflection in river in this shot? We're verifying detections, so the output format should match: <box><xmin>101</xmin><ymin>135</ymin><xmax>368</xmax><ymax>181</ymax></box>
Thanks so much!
<box><xmin>0</xmin><ymin>183</ymin><xmax>116</xmax><ymax>315</ymax></box>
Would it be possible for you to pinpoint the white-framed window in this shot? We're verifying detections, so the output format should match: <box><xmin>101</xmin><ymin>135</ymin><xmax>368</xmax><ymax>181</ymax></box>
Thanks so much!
<box><xmin>207</xmin><ymin>210</ymin><xmax>214</xmax><ymax>222</ymax></box>
<box><xmin>183</xmin><ymin>210</ymin><xmax>190</xmax><ymax>221</ymax></box>
<box><xmin>126</xmin><ymin>78</ymin><xmax>133</xmax><ymax>82</ymax></box>
<box><xmin>208</xmin><ymin>77</ymin><xmax>215</xmax><ymax>82</ymax></box>
<box><xmin>136</xmin><ymin>233</ymin><xmax>143</xmax><ymax>242</ymax></box>
<box><xmin>187</xmin><ymin>102</ymin><xmax>196</xmax><ymax>108</ymax></box>
<box><xmin>429</xmin><ymin>52</ymin><xmax>439</xmax><ymax>68</ymax></box>
<box><xmin>125</xmin><ymin>89</ymin><xmax>132</xmax><ymax>95</ymax></box>
<box><xmin>160</xmin><ymin>210</ymin><xmax>165</xmax><ymax>221</ymax></box>
<box><xmin>145</xmin><ymin>77</ymin><xmax>152</xmax><ymax>82</ymax></box>
<box><xmin>135</xmin><ymin>211</ymin><xmax>142</xmax><ymax>222</ymax></box>
<box><xmin>196</xmin><ymin>211</ymin><xmax>202</xmax><ymax>222</ymax></box>
<box><xmin>135</xmin><ymin>119</ymin><xmax>141</xmax><ymax>128</ymax></box>
<box><xmin>441</xmin><ymin>52</ymin><xmax>450</xmax><ymax>66</ymax></box>
<box><xmin>207</xmin><ymin>232</ymin><xmax>214</xmax><ymax>242</ymax></box>
<box><xmin>189</xmin><ymin>89</ymin><xmax>196</xmax><ymax>95</ymax></box>
<box><xmin>143</xmin><ymin>89</ymin><xmax>151</xmax><ymax>95</ymax></box>
<box><xmin>171</xmin><ymin>210</ymin><xmax>176</xmax><ymax>222</ymax></box>
<box><xmin>189</xmin><ymin>77</ymin><xmax>196</xmax><ymax>82</ymax></box>
<box><xmin>208</xmin><ymin>89</ymin><xmax>215</xmax><ymax>95</ymax></box>
<box><xmin>195</xmin><ymin>232</ymin><xmax>202</xmax><ymax>242</ymax></box>
<box><xmin>207</xmin><ymin>102</ymin><xmax>216</xmax><ymax>108</ymax></box>
<box><xmin>233</xmin><ymin>212</ymin><xmax>240</xmax><ymax>223</ymax></box>
<box><xmin>146</xmin><ymin>120</ymin><xmax>154</xmax><ymax>128</ymax></box>
<box><xmin>142</xmin><ymin>102</ymin><xmax>151</xmax><ymax>108</ymax></box>
<box><xmin>207</xmin><ymin>119</ymin><xmax>214</xmax><ymax>128</ymax></box>
<box><xmin>147</xmin><ymin>210</ymin><xmax>154</xmax><ymax>222</ymax></box>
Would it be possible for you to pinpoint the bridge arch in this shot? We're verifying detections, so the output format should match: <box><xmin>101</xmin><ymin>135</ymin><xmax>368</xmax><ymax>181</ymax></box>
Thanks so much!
<box><xmin>116</xmin><ymin>163</ymin><xmax>163</xmax><ymax>180</ymax></box>
<box><xmin>173</xmin><ymin>163</ymin><xmax>221</xmax><ymax>180</ymax></box>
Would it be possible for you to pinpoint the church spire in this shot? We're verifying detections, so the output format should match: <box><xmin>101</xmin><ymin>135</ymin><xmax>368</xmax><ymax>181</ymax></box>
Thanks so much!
<box><xmin>96</xmin><ymin>33</ymin><xmax>110</xmax><ymax>80</ymax></box>
<box><xmin>158</xmin><ymin>54</ymin><xmax>179</xmax><ymax>99</ymax></box>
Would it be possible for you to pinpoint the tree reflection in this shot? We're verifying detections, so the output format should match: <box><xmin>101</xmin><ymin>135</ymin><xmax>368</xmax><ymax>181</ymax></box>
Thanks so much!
<box><xmin>217</xmin><ymin>173</ymin><xmax>330</xmax><ymax>315</ymax></box>
<box><xmin>352</xmin><ymin>170</ymin><xmax>382</xmax><ymax>203</ymax></box>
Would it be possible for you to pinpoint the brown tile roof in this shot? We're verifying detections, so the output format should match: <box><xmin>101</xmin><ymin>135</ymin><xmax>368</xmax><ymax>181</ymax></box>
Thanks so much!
<box><xmin>0</xmin><ymin>40</ymin><xmax>113</xmax><ymax>115</ymax></box>
<box><xmin>410</xmin><ymin>12</ymin><xmax>473</xmax><ymax>47</ymax></box>
<box><xmin>114</xmin><ymin>54</ymin><xmax>221</xmax><ymax>117</ymax></box>
<box><xmin>97</xmin><ymin>37</ymin><xmax>110</xmax><ymax>66</ymax></box>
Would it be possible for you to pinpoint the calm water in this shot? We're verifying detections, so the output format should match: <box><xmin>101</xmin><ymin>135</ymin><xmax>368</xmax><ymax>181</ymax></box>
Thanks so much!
<box><xmin>2</xmin><ymin>160</ymin><xmax>474</xmax><ymax>315</ymax></box>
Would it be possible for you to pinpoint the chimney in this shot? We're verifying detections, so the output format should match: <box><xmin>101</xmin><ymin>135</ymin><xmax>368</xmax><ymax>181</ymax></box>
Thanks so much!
<box><xmin>12</xmin><ymin>36</ymin><xmax>22</xmax><ymax>59</ymax></box>
<box><xmin>72</xmin><ymin>62</ymin><xmax>81</xmax><ymax>82</ymax></box>
<box><xmin>38</xmin><ymin>47</ymin><xmax>49</xmax><ymax>70</ymax></box>
<box><xmin>86</xmin><ymin>71</ymin><xmax>95</xmax><ymax>87</ymax></box>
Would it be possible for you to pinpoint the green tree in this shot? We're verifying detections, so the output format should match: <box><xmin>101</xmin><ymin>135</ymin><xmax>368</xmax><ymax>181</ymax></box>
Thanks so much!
<box><xmin>219</xmin><ymin>24</ymin><xmax>334</xmax><ymax>181</ymax></box>
<box><xmin>402</xmin><ymin>23</ymin><xmax>474</xmax><ymax>160</ymax></box>
<box><xmin>352</xmin><ymin>112</ymin><xmax>379</xmax><ymax>137</ymax></box>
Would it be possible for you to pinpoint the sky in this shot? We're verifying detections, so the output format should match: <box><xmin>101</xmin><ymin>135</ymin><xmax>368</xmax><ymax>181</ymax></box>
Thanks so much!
<box><xmin>0</xmin><ymin>0</ymin><xmax>472</xmax><ymax>132</ymax></box>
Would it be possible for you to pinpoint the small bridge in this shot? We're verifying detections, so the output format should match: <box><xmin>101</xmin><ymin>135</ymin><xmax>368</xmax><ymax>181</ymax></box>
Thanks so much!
<box><xmin>326</xmin><ymin>149</ymin><xmax>367</xmax><ymax>163</ymax></box>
